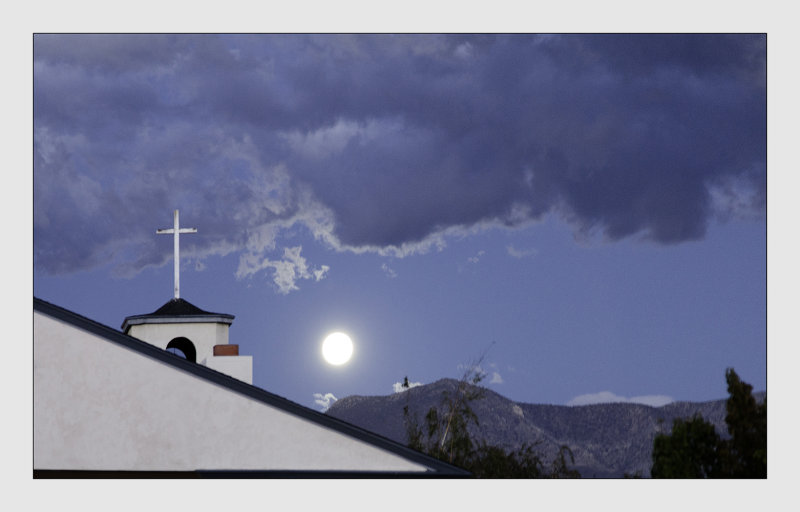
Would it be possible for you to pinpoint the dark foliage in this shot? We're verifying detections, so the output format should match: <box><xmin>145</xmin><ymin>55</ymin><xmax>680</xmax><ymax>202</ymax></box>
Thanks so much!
<box><xmin>651</xmin><ymin>368</ymin><xmax>766</xmax><ymax>478</ymax></box>
<box><xmin>651</xmin><ymin>415</ymin><xmax>721</xmax><ymax>477</ymax></box>
<box><xmin>722</xmin><ymin>368</ymin><xmax>767</xmax><ymax>477</ymax></box>
<box><xmin>402</xmin><ymin>364</ymin><xmax>579</xmax><ymax>478</ymax></box>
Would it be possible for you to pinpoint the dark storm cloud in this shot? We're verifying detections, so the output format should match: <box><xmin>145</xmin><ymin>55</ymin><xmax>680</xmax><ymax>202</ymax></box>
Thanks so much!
<box><xmin>33</xmin><ymin>34</ymin><xmax>766</xmax><ymax>276</ymax></box>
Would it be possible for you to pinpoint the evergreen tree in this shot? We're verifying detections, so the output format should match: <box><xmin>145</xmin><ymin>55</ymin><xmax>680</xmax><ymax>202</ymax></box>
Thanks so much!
<box><xmin>651</xmin><ymin>368</ymin><xmax>766</xmax><ymax>478</ymax></box>
<box><xmin>721</xmin><ymin>368</ymin><xmax>767</xmax><ymax>477</ymax></box>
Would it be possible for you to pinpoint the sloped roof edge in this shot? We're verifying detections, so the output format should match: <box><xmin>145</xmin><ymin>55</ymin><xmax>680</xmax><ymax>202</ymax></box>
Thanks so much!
<box><xmin>33</xmin><ymin>297</ymin><xmax>470</xmax><ymax>477</ymax></box>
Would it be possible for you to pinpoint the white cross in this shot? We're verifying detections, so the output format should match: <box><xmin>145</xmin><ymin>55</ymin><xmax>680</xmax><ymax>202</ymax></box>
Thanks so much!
<box><xmin>157</xmin><ymin>210</ymin><xmax>197</xmax><ymax>299</ymax></box>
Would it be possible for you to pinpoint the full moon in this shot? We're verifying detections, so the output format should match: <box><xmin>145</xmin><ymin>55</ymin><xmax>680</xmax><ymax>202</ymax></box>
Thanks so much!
<box><xmin>322</xmin><ymin>332</ymin><xmax>354</xmax><ymax>365</ymax></box>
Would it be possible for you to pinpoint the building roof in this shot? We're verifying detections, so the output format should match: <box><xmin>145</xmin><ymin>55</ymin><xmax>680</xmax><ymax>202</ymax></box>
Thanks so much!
<box><xmin>149</xmin><ymin>298</ymin><xmax>229</xmax><ymax>317</ymax></box>
<box><xmin>121</xmin><ymin>298</ymin><xmax>235</xmax><ymax>332</ymax></box>
<box><xmin>34</xmin><ymin>297</ymin><xmax>470</xmax><ymax>478</ymax></box>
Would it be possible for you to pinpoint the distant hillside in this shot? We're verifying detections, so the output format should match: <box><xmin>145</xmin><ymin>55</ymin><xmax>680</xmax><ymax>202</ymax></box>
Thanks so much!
<box><xmin>326</xmin><ymin>378</ymin><xmax>765</xmax><ymax>478</ymax></box>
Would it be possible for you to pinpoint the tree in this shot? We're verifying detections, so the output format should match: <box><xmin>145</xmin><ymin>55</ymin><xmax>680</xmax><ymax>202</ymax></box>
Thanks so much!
<box><xmin>651</xmin><ymin>368</ymin><xmax>766</xmax><ymax>478</ymax></box>
<box><xmin>651</xmin><ymin>415</ymin><xmax>721</xmax><ymax>478</ymax></box>
<box><xmin>404</xmin><ymin>364</ymin><xmax>484</xmax><ymax>467</ymax></box>
<box><xmin>469</xmin><ymin>442</ymin><xmax>546</xmax><ymax>478</ymax></box>
<box><xmin>721</xmin><ymin>368</ymin><xmax>767</xmax><ymax>477</ymax></box>
<box><xmin>401</xmin><ymin>360</ymin><xmax>579</xmax><ymax>478</ymax></box>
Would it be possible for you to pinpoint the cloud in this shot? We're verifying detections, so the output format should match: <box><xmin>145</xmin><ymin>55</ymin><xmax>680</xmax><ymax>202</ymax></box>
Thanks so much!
<box><xmin>313</xmin><ymin>265</ymin><xmax>330</xmax><ymax>281</ymax></box>
<box><xmin>313</xmin><ymin>392</ymin><xmax>338</xmax><ymax>412</ymax></box>
<box><xmin>236</xmin><ymin>245</ymin><xmax>329</xmax><ymax>294</ymax></box>
<box><xmin>506</xmin><ymin>245</ymin><xmax>538</xmax><ymax>259</ymax></box>
<box><xmin>34</xmin><ymin>35</ymin><xmax>766</xmax><ymax>281</ymax></box>
<box><xmin>566</xmin><ymin>391</ymin><xmax>674</xmax><ymax>407</ymax></box>
<box><xmin>451</xmin><ymin>362</ymin><xmax>503</xmax><ymax>385</ymax></box>
<box><xmin>467</xmin><ymin>250</ymin><xmax>485</xmax><ymax>264</ymax></box>
<box><xmin>454</xmin><ymin>41</ymin><xmax>474</xmax><ymax>60</ymax></box>
<box><xmin>393</xmin><ymin>380</ymin><xmax>422</xmax><ymax>393</ymax></box>
<box><xmin>381</xmin><ymin>263</ymin><xmax>398</xmax><ymax>279</ymax></box>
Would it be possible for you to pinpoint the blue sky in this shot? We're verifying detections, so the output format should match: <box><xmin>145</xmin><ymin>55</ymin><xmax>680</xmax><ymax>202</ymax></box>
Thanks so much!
<box><xmin>33</xmin><ymin>34</ymin><xmax>766</xmax><ymax>412</ymax></box>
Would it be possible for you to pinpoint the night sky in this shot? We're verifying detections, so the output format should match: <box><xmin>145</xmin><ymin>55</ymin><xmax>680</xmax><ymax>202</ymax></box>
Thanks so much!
<box><xmin>33</xmin><ymin>34</ymin><xmax>766</xmax><ymax>413</ymax></box>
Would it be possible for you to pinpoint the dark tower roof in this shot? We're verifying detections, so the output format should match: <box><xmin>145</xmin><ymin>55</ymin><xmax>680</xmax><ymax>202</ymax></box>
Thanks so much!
<box><xmin>121</xmin><ymin>298</ymin><xmax>234</xmax><ymax>332</ymax></box>
<box><xmin>148</xmin><ymin>298</ymin><xmax>225</xmax><ymax>317</ymax></box>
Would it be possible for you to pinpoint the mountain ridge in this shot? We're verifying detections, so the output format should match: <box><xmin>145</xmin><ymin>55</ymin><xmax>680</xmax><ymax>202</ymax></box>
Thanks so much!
<box><xmin>326</xmin><ymin>378</ymin><xmax>765</xmax><ymax>477</ymax></box>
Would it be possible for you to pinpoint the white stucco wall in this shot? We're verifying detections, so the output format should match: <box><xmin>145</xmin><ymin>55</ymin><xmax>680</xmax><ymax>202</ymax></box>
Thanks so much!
<box><xmin>127</xmin><ymin>321</ymin><xmax>253</xmax><ymax>384</ymax></box>
<box><xmin>34</xmin><ymin>312</ymin><xmax>428</xmax><ymax>472</ymax></box>
<box><xmin>203</xmin><ymin>355</ymin><xmax>253</xmax><ymax>384</ymax></box>
<box><xmin>126</xmin><ymin>321</ymin><xmax>227</xmax><ymax>363</ymax></box>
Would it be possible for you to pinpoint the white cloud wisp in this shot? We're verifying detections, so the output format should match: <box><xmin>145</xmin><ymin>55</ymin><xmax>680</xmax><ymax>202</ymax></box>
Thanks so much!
<box><xmin>393</xmin><ymin>380</ymin><xmax>422</xmax><ymax>393</ymax></box>
<box><xmin>237</xmin><ymin>245</ymin><xmax>329</xmax><ymax>294</ymax></box>
<box><xmin>566</xmin><ymin>391</ymin><xmax>674</xmax><ymax>407</ymax></box>
<box><xmin>313</xmin><ymin>392</ymin><xmax>338</xmax><ymax>412</ymax></box>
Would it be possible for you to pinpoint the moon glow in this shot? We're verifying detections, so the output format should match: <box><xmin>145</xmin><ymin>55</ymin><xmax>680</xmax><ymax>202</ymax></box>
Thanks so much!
<box><xmin>322</xmin><ymin>332</ymin><xmax>354</xmax><ymax>365</ymax></box>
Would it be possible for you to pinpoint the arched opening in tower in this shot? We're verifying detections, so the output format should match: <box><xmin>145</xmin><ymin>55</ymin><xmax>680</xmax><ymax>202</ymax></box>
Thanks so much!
<box><xmin>166</xmin><ymin>337</ymin><xmax>197</xmax><ymax>363</ymax></box>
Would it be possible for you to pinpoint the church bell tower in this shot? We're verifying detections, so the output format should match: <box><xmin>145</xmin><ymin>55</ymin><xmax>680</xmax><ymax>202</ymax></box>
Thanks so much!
<box><xmin>121</xmin><ymin>210</ymin><xmax>253</xmax><ymax>383</ymax></box>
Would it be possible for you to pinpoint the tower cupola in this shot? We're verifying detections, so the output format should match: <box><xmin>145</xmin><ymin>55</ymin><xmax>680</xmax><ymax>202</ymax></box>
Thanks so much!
<box><xmin>121</xmin><ymin>210</ymin><xmax>253</xmax><ymax>383</ymax></box>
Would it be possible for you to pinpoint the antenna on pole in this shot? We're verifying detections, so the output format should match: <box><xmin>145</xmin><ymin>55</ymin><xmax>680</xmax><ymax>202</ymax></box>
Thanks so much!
<box><xmin>157</xmin><ymin>210</ymin><xmax>197</xmax><ymax>299</ymax></box>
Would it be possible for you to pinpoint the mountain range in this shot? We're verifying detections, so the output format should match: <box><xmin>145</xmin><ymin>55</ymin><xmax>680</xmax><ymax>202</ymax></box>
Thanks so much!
<box><xmin>326</xmin><ymin>378</ymin><xmax>765</xmax><ymax>477</ymax></box>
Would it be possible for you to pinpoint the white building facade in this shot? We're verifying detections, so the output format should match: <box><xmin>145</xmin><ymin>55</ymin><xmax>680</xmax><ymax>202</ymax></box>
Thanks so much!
<box><xmin>33</xmin><ymin>298</ymin><xmax>467</xmax><ymax>477</ymax></box>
